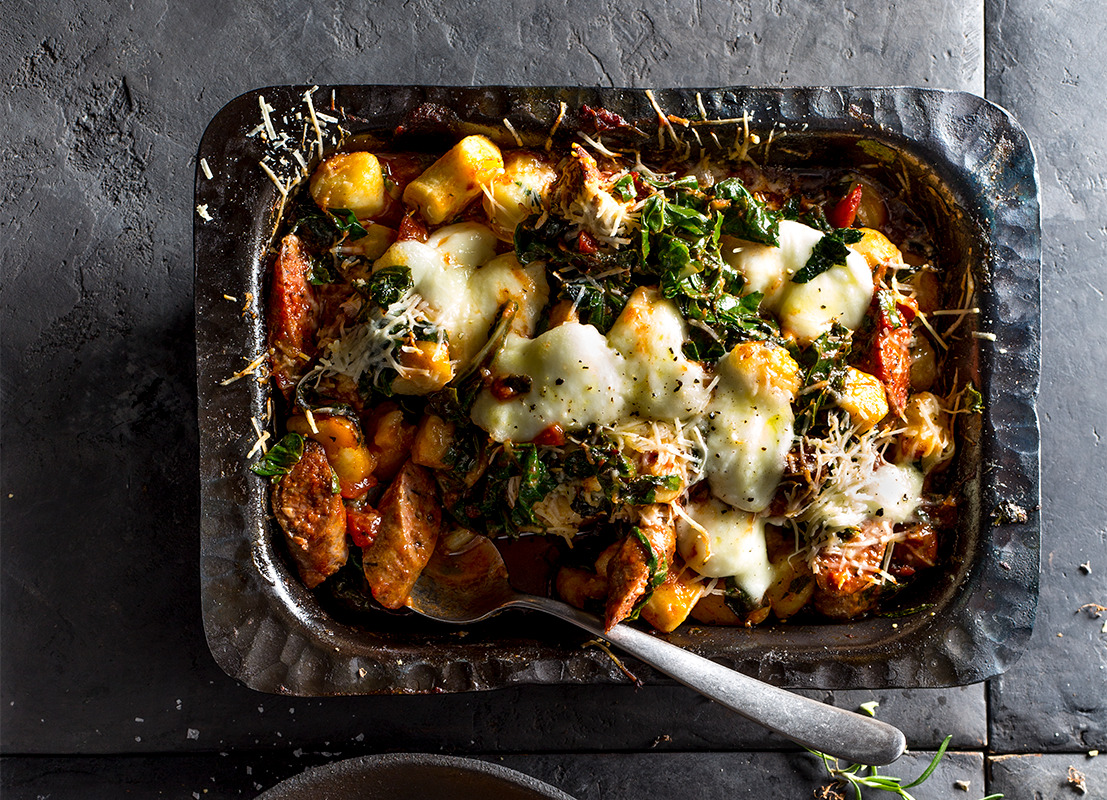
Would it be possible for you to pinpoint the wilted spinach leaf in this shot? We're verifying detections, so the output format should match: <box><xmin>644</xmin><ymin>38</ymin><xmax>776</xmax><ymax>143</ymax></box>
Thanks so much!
<box><xmin>792</xmin><ymin>228</ymin><xmax>864</xmax><ymax>284</ymax></box>
<box><xmin>365</xmin><ymin>265</ymin><xmax>414</xmax><ymax>307</ymax></box>
<box><xmin>327</xmin><ymin>207</ymin><xmax>369</xmax><ymax>240</ymax></box>
<box><xmin>715</xmin><ymin>178</ymin><xmax>782</xmax><ymax>245</ymax></box>
<box><xmin>251</xmin><ymin>432</ymin><xmax>305</xmax><ymax>482</ymax></box>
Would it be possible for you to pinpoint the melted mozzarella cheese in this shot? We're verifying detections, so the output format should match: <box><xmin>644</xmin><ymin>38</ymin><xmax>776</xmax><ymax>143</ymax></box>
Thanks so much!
<box><xmin>702</xmin><ymin>342</ymin><xmax>799</xmax><ymax>512</ymax></box>
<box><xmin>471</xmin><ymin>289</ymin><xmax>709</xmax><ymax>443</ymax></box>
<box><xmin>606</xmin><ymin>287</ymin><xmax>712</xmax><ymax>420</ymax></box>
<box><xmin>373</xmin><ymin>223</ymin><xmax>547</xmax><ymax>367</ymax></box>
<box><xmin>470</xmin><ymin>322</ymin><xmax>625</xmax><ymax>442</ymax></box>
<box><xmin>814</xmin><ymin>461</ymin><xmax>924</xmax><ymax>531</ymax></box>
<box><xmin>721</xmin><ymin>220</ymin><xmax>874</xmax><ymax>344</ymax></box>
<box><xmin>425</xmin><ymin>222</ymin><xmax>498</xmax><ymax>268</ymax></box>
<box><xmin>676</xmin><ymin>497</ymin><xmax>773</xmax><ymax>599</ymax></box>
<box><xmin>482</xmin><ymin>150</ymin><xmax>557</xmax><ymax>241</ymax></box>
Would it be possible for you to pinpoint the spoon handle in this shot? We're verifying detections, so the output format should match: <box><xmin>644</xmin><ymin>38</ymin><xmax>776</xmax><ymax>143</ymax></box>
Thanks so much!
<box><xmin>511</xmin><ymin>595</ymin><xmax>906</xmax><ymax>766</ymax></box>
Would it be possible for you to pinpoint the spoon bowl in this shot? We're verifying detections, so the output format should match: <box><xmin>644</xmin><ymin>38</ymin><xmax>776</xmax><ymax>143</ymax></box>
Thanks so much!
<box><xmin>407</xmin><ymin>534</ymin><xmax>907</xmax><ymax>766</ymax></box>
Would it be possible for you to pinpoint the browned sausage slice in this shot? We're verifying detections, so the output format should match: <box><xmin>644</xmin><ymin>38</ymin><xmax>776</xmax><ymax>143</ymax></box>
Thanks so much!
<box><xmin>604</xmin><ymin>504</ymin><xmax>676</xmax><ymax>630</ymax></box>
<box><xmin>811</xmin><ymin>531</ymin><xmax>886</xmax><ymax>620</ymax></box>
<box><xmin>267</xmin><ymin>233</ymin><xmax>316</xmax><ymax>402</ymax></box>
<box><xmin>272</xmin><ymin>438</ymin><xmax>348</xmax><ymax>588</ymax></box>
<box><xmin>361</xmin><ymin>460</ymin><xmax>442</xmax><ymax>609</ymax></box>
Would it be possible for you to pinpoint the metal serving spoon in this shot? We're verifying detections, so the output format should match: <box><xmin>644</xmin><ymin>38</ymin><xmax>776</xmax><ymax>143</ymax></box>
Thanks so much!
<box><xmin>406</xmin><ymin>534</ymin><xmax>906</xmax><ymax>766</ymax></box>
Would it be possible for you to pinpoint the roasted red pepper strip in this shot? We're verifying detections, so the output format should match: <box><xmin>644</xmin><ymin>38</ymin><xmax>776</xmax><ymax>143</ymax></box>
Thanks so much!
<box><xmin>828</xmin><ymin>184</ymin><xmax>864</xmax><ymax>229</ymax></box>
<box><xmin>532</xmin><ymin>423</ymin><xmax>567</xmax><ymax>447</ymax></box>
<box><xmin>396</xmin><ymin>210</ymin><xmax>429</xmax><ymax>243</ymax></box>
<box><xmin>860</xmin><ymin>291</ymin><xmax>912</xmax><ymax>416</ymax></box>
<box><xmin>577</xmin><ymin>230</ymin><xmax>599</xmax><ymax>254</ymax></box>
<box><xmin>346</xmin><ymin>505</ymin><xmax>382</xmax><ymax>549</ymax></box>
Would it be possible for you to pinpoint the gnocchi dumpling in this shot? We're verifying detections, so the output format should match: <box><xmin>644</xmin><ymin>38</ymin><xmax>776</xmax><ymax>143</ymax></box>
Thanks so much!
<box><xmin>310</xmin><ymin>152</ymin><xmax>387</xmax><ymax>219</ymax></box>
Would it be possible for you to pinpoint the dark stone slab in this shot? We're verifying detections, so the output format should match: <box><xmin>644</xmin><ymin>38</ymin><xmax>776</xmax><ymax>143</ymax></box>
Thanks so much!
<box><xmin>494</xmin><ymin>752</ymin><xmax>987</xmax><ymax>800</ymax></box>
<box><xmin>983</xmin><ymin>0</ymin><xmax>1107</xmax><ymax>753</ymax></box>
<box><xmin>990</xmin><ymin>753</ymin><xmax>1107</xmax><ymax>799</ymax></box>
<box><xmin>0</xmin><ymin>676</ymin><xmax>983</xmax><ymax>755</ymax></box>
<box><xmin>0</xmin><ymin>750</ymin><xmax>987</xmax><ymax>800</ymax></box>
<box><xmin>1</xmin><ymin>0</ymin><xmax>987</xmax><ymax>765</ymax></box>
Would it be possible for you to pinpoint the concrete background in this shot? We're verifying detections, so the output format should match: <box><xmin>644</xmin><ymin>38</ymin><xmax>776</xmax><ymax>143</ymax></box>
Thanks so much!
<box><xmin>2</xmin><ymin>0</ymin><xmax>1103</xmax><ymax>797</ymax></box>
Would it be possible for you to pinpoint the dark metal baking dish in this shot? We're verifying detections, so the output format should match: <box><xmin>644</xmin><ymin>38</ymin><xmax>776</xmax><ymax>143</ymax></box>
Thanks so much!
<box><xmin>195</xmin><ymin>86</ymin><xmax>1040</xmax><ymax>694</ymax></box>
<box><xmin>255</xmin><ymin>753</ymin><xmax>576</xmax><ymax>800</ymax></box>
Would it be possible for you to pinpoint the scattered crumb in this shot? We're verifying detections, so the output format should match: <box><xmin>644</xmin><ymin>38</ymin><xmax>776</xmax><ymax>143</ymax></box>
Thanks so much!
<box><xmin>1079</xmin><ymin>603</ymin><xmax>1107</xmax><ymax>618</ymax></box>
<box><xmin>358</xmin><ymin>667</ymin><xmax>366</xmax><ymax>677</ymax></box>
<box><xmin>859</xmin><ymin>701</ymin><xmax>879</xmax><ymax>717</ymax></box>
<box><xmin>954</xmin><ymin>779</ymin><xmax>970</xmax><ymax>790</ymax></box>
<box><xmin>187</xmin><ymin>728</ymin><xmax>200</xmax><ymax>740</ymax></box>
<box><xmin>1089</xmin><ymin>750</ymin><xmax>1099</xmax><ymax>758</ymax></box>
<box><xmin>200</xmin><ymin>157</ymin><xmax>213</xmax><ymax>179</ymax></box>
<box><xmin>196</xmin><ymin>203</ymin><xmax>213</xmax><ymax>221</ymax></box>
<box><xmin>1068</xmin><ymin>765</ymin><xmax>1087</xmax><ymax>794</ymax></box>
<box><xmin>1058</xmin><ymin>632</ymin><xmax>1064</xmax><ymax>637</ymax></box>
<box><xmin>1000</xmin><ymin>561</ymin><xmax>1012</xmax><ymax>571</ymax></box>
<box><xmin>649</xmin><ymin>734</ymin><xmax>672</xmax><ymax>748</ymax></box>
<box><xmin>992</xmin><ymin>501</ymin><xmax>1028</xmax><ymax>525</ymax></box>
<box><xmin>1079</xmin><ymin>561</ymin><xmax>1092</xmax><ymax>574</ymax></box>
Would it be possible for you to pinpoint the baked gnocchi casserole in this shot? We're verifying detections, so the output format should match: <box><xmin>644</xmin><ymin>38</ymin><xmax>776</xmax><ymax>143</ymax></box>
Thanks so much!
<box><xmin>253</xmin><ymin>104</ymin><xmax>979</xmax><ymax>634</ymax></box>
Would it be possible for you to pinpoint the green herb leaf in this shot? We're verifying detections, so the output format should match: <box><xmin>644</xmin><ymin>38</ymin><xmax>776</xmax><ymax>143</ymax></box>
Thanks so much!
<box><xmin>327</xmin><ymin>207</ymin><xmax>369</xmax><ymax>240</ymax></box>
<box><xmin>620</xmin><ymin>474</ymin><xmax>681</xmax><ymax>505</ymax></box>
<box><xmin>793</xmin><ymin>324</ymin><xmax>852</xmax><ymax>435</ymax></box>
<box><xmin>251</xmin><ymin>433</ymin><xmax>305</xmax><ymax>483</ymax></box>
<box><xmin>627</xmin><ymin>526</ymin><xmax>669</xmax><ymax>619</ymax></box>
<box><xmin>657</xmin><ymin>234</ymin><xmax>693</xmax><ymax>276</ymax></box>
<box><xmin>514</xmin><ymin>444</ymin><xmax>558</xmax><ymax>526</ymax></box>
<box><xmin>613</xmin><ymin>174</ymin><xmax>636</xmax><ymax>201</ymax></box>
<box><xmin>859</xmin><ymin>701</ymin><xmax>880</xmax><ymax>717</ymax></box>
<box><xmin>715</xmin><ymin>178</ymin><xmax>782</xmax><ymax>245</ymax></box>
<box><xmin>792</xmin><ymin>228</ymin><xmax>863</xmax><ymax>284</ymax></box>
<box><xmin>458</xmin><ymin>443</ymin><xmax>557</xmax><ymax>536</ymax></box>
<box><xmin>560</xmin><ymin>280</ymin><xmax>630</xmax><ymax>333</ymax></box>
<box><xmin>365</xmin><ymin>265</ymin><xmax>414</xmax><ymax>307</ymax></box>
<box><xmin>878</xmin><ymin>290</ymin><xmax>905</xmax><ymax>328</ymax></box>
<box><xmin>723</xmin><ymin>577</ymin><xmax>759</xmax><ymax>616</ymax></box>
<box><xmin>901</xmin><ymin>735</ymin><xmax>951</xmax><ymax>788</ymax></box>
<box><xmin>963</xmin><ymin>383</ymin><xmax>985</xmax><ymax>413</ymax></box>
<box><xmin>308</xmin><ymin>258</ymin><xmax>340</xmax><ymax>285</ymax></box>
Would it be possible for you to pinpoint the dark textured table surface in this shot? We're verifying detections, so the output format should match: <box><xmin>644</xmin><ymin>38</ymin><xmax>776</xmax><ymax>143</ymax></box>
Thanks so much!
<box><xmin>2</xmin><ymin>1</ymin><xmax>1104</xmax><ymax>798</ymax></box>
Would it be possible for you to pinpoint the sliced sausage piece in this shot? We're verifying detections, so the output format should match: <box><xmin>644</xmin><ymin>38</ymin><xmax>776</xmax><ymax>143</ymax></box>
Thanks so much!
<box><xmin>811</xmin><ymin>537</ymin><xmax>885</xmax><ymax>620</ymax></box>
<box><xmin>267</xmin><ymin>233</ymin><xmax>316</xmax><ymax>402</ymax></box>
<box><xmin>890</xmin><ymin>523</ymin><xmax>939</xmax><ymax>578</ymax></box>
<box><xmin>361</xmin><ymin>460</ymin><xmax>442</xmax><ymax>609</ymax></box>
<box><xmin>272</xmin><ymin>439</ymin><xmax>348</xmax><ymax>588</ymax></box>
<box><xmin>604</xmin><ymin>504</ymin><xmax>676</xmax><ymax>630</ymax></box>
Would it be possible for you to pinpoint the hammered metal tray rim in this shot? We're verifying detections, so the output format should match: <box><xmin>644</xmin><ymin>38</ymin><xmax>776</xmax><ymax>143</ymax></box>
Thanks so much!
<box><xmin>195</xmin><ymin>85</ymin><xmax>1041</xmax><ymax>695</ymax></box>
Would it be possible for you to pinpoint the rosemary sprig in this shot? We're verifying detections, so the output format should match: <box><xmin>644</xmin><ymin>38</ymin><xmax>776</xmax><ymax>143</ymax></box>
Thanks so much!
<box><xmin>807</xmin><ymin>736</ymin><xmax>1004</xmax><ymax>800</ymax></box>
